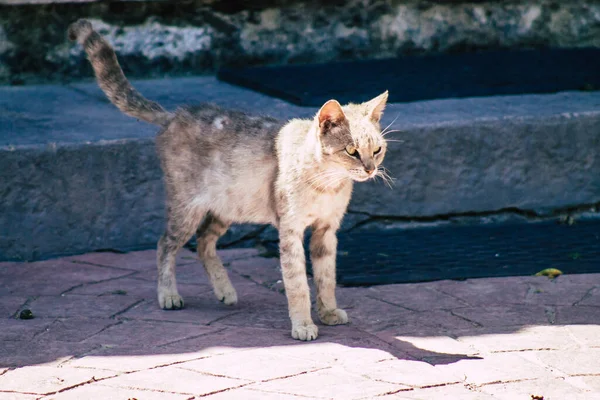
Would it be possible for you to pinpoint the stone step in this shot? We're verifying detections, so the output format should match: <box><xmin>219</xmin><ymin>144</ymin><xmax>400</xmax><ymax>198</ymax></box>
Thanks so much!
<box><xmin>1</xmin><ymin>76</ymin><xmax>600</xmax><ymax>261</ymax></box>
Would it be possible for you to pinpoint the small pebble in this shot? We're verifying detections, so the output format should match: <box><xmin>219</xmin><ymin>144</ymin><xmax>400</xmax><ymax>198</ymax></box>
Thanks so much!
<box><xmin>19</xmin><ymin>309</ymin><xmax>34</xmax><ymax>320</ymax></box>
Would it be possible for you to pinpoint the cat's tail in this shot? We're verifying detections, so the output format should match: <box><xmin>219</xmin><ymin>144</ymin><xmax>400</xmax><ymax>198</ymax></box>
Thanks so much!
<box><xmin>68</xmin><ymin>19</ymin><xmax>173</xmax><ymax>127</ymax></box>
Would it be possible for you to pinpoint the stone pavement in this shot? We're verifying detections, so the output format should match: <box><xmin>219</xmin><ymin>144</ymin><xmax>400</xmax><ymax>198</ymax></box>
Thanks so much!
<box><xmin>1</xmin><ymin>248</ymin><xmax>599</xmax><ymax>399</ymax></box>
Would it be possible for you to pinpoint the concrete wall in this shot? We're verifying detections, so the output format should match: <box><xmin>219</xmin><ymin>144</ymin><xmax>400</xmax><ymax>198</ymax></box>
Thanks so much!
<box><xmin>1</xmin><ymin>0</ymin><xmax>599</xmax><ymax>84</ymax></box>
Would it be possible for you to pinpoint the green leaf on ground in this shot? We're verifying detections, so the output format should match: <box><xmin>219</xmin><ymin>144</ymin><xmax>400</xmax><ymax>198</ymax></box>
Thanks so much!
<box><xmin>535</xmin><ymin>268</ymin><xmax>563</xmax><ymax>279</ymax></box>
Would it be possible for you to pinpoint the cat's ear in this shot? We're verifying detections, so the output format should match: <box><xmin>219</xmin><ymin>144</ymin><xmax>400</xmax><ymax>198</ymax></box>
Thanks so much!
<box><xmin>365</xmin><ymin>90</ymin><xmax>389</xmax><ymax>123</ymax></box>
<box><xmin>317</xmin><ymin>100</ymin><xmax>346</xmax><ymax>131</ymax></box>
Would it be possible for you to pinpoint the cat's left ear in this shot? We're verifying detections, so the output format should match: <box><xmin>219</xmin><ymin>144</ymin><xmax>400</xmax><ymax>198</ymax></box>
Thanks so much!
<box><xmin>317</xmin><ymin>100</ymin><xmax>346</xmax><ymax>132</ymax></box>
<box><xmin>365</xmin><ymin>90</ymin><xmax>389</xmax><ymax>123</ymax></box>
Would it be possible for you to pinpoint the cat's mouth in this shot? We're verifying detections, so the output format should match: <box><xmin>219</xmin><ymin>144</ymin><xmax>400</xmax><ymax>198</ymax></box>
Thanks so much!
<box><xmin>351</xmin><ymin>171</ymin><xmax>377</xmax><ymax>182</ymax></box>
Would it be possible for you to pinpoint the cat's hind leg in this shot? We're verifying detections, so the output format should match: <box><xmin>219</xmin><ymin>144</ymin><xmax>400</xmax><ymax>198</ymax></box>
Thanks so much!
<box><xmin>196</xmin><ymin>213</ymin><xmax>238</xmax><ymax>305</ymax></box>
<box><xmin>157</xmin><ymin>205</ymin><xmax>206</xmax><ymax>310</ymax></box>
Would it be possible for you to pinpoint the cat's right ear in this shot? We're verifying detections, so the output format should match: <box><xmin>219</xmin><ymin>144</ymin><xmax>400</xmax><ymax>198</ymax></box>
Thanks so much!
<box><xmin>317</xmin><ymin>100</ymin><xmax>346</xmax><ymax>133</ymax></box>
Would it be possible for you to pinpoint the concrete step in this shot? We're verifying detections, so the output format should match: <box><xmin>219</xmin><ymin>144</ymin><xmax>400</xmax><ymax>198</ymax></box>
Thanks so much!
<box><xmin>1</xmin><ymin>76</ymin><xmax>600</xmax><ymax>261</ymax></box>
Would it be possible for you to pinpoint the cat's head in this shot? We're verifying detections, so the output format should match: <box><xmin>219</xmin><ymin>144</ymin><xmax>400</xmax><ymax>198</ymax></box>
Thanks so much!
<box><xmin>315</xmin><ymin>91</ymin><xmax>389</xmax><ymax>182</ymax></box>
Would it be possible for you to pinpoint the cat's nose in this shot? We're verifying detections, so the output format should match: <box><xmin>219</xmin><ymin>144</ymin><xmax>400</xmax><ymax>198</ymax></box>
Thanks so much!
<box><xmin>364</xmin><ymin>167</ymin><xmax>375</xmax><ymax>174</ymax></box>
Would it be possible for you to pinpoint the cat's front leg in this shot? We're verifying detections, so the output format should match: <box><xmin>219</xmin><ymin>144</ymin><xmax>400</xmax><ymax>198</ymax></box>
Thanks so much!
<box><xmin>310</xmin><ymin>223</ymin><xmax>349</xmax><ymax>326</ymax></box>
<box><xmin>279</xmin><ymin>225</ymin><xmax>318</xmax><ymax>341</ymax></box>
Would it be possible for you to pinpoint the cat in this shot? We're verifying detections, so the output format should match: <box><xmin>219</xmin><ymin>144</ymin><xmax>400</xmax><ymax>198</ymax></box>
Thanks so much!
<box><xmin>68</xmin><ymin>19</ymin><xmax>389</xmax><ymax>341</ymax></box>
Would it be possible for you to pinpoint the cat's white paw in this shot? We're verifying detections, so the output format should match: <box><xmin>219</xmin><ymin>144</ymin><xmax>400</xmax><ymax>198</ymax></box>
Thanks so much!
<box><xmin>158</xmin><ymin>291</ymin><xmax>184</xmax><ymax>310</ymax></box>
<box><xmin>319</xmin><ymin>308</ymin><xmax>349</xmax><ymax>326</ymax></box>
<box><xmin>214</xmin><ymin>282</ymin><xmax>238</xmax><ymax>306</ymax></box>
<box><xmin>291</xmin><ymin>321</ymin><xmax>319</xmax><ymax>341</ymax></box>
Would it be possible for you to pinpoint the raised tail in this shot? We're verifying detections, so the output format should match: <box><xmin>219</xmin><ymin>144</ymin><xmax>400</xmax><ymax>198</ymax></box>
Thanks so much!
<box><xmin>68</xmin><ymin>19</ymin><xmax>173</xmax><ymax>127</ymax></box>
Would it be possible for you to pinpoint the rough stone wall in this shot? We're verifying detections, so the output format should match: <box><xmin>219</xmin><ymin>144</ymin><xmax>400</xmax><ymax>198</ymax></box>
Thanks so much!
<box><xmin>1</xmin><ymin>0</ymin><xmax>599</xmax><ymax>85</ymax></box>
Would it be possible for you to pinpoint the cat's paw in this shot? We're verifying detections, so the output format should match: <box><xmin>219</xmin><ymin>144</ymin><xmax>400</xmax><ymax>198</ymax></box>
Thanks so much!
<box><xmin>291</xmin><ymin>321</ymin><xmax>319</xmax><ymax>341</ymax></box>
<box><xmin>214</xmin><ymin>282</ymin><xmax>238</xmax><ymax>306</ymax></box>
<box><xmin>319</xmin><ymin>308</ymin><xmax>349</xmax><ymax>326</ymax></box>
<box><xmin>158</xmin><ymin>291</ymin><xmax>184</xmax><ymax>310</ymax></box>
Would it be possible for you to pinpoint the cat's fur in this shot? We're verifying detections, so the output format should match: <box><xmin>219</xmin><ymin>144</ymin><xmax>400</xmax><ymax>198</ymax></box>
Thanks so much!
<box><xmin>68</xmin><ymin>19</ymin><xmax>389</xmax><ymax>341</ymax></box>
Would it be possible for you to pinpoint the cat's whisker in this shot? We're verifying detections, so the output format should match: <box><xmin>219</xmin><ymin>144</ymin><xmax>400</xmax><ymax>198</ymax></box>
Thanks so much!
<box><xmin>376</xmin><ymin>167</ymin><xmax>395</xmax><ymax>189</ymax></box>
<box><xmin>382</xmin><ymin>129</ymin><xmax>403</xmax><ymax>137</ymax></box>
<box><xmin>381</xmin><ymin>112</ymin><xmax>401</xmax><ymax>135</ymax></box>
<box><xmin>384</xmin><ymin>139</ymin><xmax>405</xmax><ymax>143</ymax></box>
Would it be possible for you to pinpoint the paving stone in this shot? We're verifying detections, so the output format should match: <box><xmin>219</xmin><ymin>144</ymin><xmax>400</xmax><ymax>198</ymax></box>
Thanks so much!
<box><xmin>386</xmin><ymin>334</ymin><xmax>480</xmax><ymax>358</ymax></box>
<box><xmin>0</xmin><ymin>260</ymin><xmax>131</xmax><ymax>296</ymax></box>
<box><xmin>449</xmin><ymin>305</ymin><xmax>551</xmax><ymax>327</ymax></box>
<box><xmin>565</xmin><ymin>324</ymin><xmax>600</xmax><ymax>348</ymax></box>
<box><xmin>67</xmin><ymin>248</ymin><xmax>198</xmax><ymax>271</ymax></box>
<box><xmin>214</xmin><ymin>306</ymin><xmax>290</xmax><ymax>330</ymax></box>
<box><xmin>577</xmin><ymin>286</ymin><xmax>600</xmax><ymax>306</ymax></box>
<box><xmin>0</xmin><ymin>296</ymin><xmax>27</xmax><ymax>317</ymax></box>
<box><xmin>44</xmin><ymin>382</ymin><xmax>191</xmax><ymax>399</ymax></box>
<box><xmin>68</xmin><ymin>276</ymin><xmax>207</xmax><ymax>297</ymax></box>
<box><xmin>249</xmin><ymin>366</ymin><xmax>408</xmax><ymax>399</ymax></box>
<box><xmin>133</xmin><ymin>260</ymin><xmax>212</xmax><ymax>285</ymax></box>
<box><xmin>520</xmin><ymin>349</ymin><xmax>600</xmax><ymax>376</ymax></box>
<box><xmin>0</xmin><ymin>318</ymin><xmax>52</xmax><ymax>341</ymax></box>
<box><xmin>456</xmin><ymin>325</ymin><xmax>580</xmax><ymax>353</ymax></box>
<box><xmin>259</xmin><ymin>325</ymin><xmax>409</xmax><ymax>365</ymax></box>
<box><xmin>0</xmin><ymin>366</ymin><xmax>115</xmax><ymax>395</ymax></box>
<box><xmin>349</xmin><ymin>297</ymin><xmax>475</xmax><ymax>335</ymax></box>
<box><xmin>64</xmin><ymin>347</ymin><xmax>211</xmax><ymax>373</ymax></box>
<box><xmin>555</xmin><ymin>305</ymin><xmax>600</xmax><ymax>324</ymax></box>
<box><xmin>524</xmin><ymin>280</ymin><xmax>599</xmax><ymax>306</ymax></box>
<box><xmin>159</xmin><ymin>326</ymin><xmax>295</xmax><ymax>356</ymax></box>
<box><xmin>479</xmin><ymin>377</ymin><xmax>596</xmax><ymax>400</ymax></box>
<box><xmin>578</xmin><ymin>376</ymin><xmax>600</xmax><ymax>392</ymax></box>
<box><xmin>30</xmin><ymin>318</ymin><xmax>115</xmax><ymax>343</ymax></box>
<box><xmin>0</xmin><ymin>393</ymin><xmax>39</xmax><ymax>400</ymax></box>
<box><xmin>346</xmin><ymin>358</ymin><xmax>463</xmax><ymax>388</ymax></box>
<box><xmin>118</xmin><ymin>295</ymin><xmax>240</xmax><ymax>325</ymax></box>
<box><xmin>366</xmin><ymin>284</ymin><xmax>467</xmax><ymax>311</ymax></box>
<box><xmin>434</xmin><ymin>353</ymin><xmax>554</xmax><ymax>386</ymax></box>
<box><xmin>26</xmin><ymin>295</ymin><xmax>141</xmax><ymax>319</ymax></box>
<box><xmin>226</xmin><ymin>257</ymin><xmax>282</xmax><ymax>286</ymax></box>
<box><xmin>3</xmin><ymin>250</ymin><xmax>600</xmax><ymax>398</ymax></box>
<box><xmin>101</xmin><ymin>366</ymin><xmax>248</xmax><ymax>396</ymax></box>
<box><xmin>178</xmin><ymin>349</ymin><xmax>327</xmax><ymax>381</ymax></box>
<box><xmin>431</xmin><ymin>277</ymin><xmax>534</xmax><ymax>306</ymax></box>
<box><xmin>81</xmin><ymin>320</ymin><xmax>218</xmax><ymax>348</ymax></box>
<box><xmin>205</xmin><ymin>388</ymin><xmax>306</xmax><ymax>399</ymax></box>
<box><xmin>553</xmin><ymin>274</ymin><xmax>600</xmax><ymax>285</ymax></box>
<box><xmin>0</xmin><ymin>340</ymin><xmax>99</xmax><ymax>368</ymax></box>
<box><xmin>333</xmin><ymin>286</ymin><xmax>374</xmax><ymax>309</ymax></box>
<box><xmin>388</xmin><ymin>384</ymin><xmax>492</xmax><ymax>399</ymax></box>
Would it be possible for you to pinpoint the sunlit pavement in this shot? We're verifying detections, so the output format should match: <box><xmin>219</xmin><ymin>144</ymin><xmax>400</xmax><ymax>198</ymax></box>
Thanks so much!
<box><xmin>1</xmin><ymin>248</ymin><xmax>599</xmax><ymax>399</ymax></box>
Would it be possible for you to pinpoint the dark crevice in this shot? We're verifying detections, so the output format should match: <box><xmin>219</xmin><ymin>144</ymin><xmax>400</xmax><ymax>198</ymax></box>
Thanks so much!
<box><xmin>345</xmin><ymin>202</ymin><xmax>600</xmax><ymax>233</ymax></box>
<box><xmin>60</xmin><ymin>270</ymin><xmax>138</xmax><ymax>296</ymax></box>
<box><xmin>572</xmin><ymin>286</ymin><xmax>598</xmax><ymax>307</ymax></box>
<box><xmin>448</xmin><ymin>311</ymin><xmax>484</xmax><ymax>328</ymax></box>
<box><xmin>109</xmin><ymin>299</ymin><xmax>145</xmax><ymax>319</ymax></box>
<box><xmin>156</xmin><ymin>327</ymin><xmax>228</xmax><ymax>348</ymax></box>
<box><xmin>365</xmin><ymin>295</ymin><xmax>420</xmax><ymax>313</ymax></box>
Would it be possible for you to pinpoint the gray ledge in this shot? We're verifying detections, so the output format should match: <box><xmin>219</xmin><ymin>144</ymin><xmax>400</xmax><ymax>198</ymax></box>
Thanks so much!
<box><xmin>1</xmin><ymin>76</ymin><xmax>600</xmax><ymax>261</ymax></box>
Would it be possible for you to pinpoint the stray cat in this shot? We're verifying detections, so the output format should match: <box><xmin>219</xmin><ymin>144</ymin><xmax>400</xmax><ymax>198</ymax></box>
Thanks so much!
<box><xmin>68</xmin><ymin>19</ymin><xmax>389</xmax><ymax>341</ymax></box>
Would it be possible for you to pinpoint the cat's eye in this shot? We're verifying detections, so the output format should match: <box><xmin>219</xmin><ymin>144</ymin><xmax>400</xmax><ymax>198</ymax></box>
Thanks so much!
<box><xmin>373</xmin><ymin>146</ymin><xmax>382</xmax><ymax>155</ymax></box>
<box><xmin>346</xmin><ymin>145</ymin><xmax>358</xmax><ymax>157</ymax></box>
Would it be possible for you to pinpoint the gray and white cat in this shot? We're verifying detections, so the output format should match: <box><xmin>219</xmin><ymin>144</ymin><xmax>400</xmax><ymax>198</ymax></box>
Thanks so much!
<box><xmin>69</xmin><ymin>19</ymin><xmax>389</xmax><ymax>341</ymax></box>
